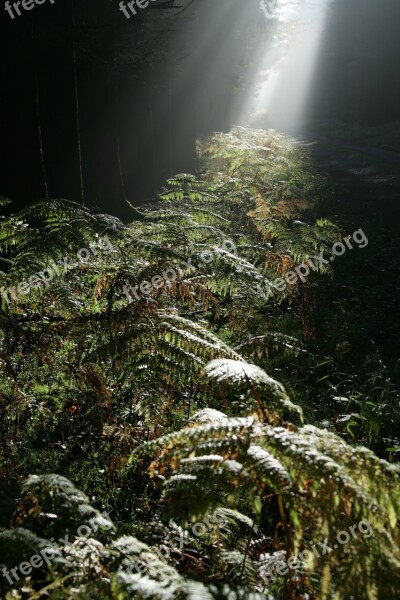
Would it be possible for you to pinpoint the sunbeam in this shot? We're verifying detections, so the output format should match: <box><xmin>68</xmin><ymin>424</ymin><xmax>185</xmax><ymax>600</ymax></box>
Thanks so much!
<box><xmin>241</xmin><ymin>0</ymin><xmax>332</xmax><ymax>135</ymax></box>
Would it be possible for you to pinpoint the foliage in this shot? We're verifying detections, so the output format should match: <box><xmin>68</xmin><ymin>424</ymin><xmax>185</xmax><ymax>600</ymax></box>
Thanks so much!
<box><xmin>132</xmin><ymin>360</ymin><xmax>400</xmax><ymax>600</ymax></box>
<box><xmin>0</xmin><ymin>128</ymin><xmax>398</xmax><ymax>599</ymax></box>
<box><xmin>1</xmin><ymin>475</ymin><xmax>271</xmax><ymax>600</ymax></box>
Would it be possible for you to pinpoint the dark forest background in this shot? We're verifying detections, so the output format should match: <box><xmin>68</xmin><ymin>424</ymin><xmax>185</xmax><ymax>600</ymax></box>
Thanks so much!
<box><xmin>1</xmin><ymin>0</ymin><xmax>400</xmax><ymax>220</ymax></box>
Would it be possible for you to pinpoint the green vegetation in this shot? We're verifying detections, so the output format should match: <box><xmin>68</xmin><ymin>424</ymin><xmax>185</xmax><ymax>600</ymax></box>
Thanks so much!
<box><xmin>1</xmin><ymin>128</ymin><xmax>399</xmax><ymax>599</ymax></box>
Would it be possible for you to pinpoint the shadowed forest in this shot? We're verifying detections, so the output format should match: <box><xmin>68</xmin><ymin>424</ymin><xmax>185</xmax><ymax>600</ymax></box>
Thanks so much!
<box><xmin>1</xmin><ymin>1</ymin><xmax>400</xmax><ymax>599</ymax></box>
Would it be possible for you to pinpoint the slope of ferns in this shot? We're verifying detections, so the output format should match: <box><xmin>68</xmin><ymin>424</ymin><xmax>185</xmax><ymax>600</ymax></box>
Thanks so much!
<box><xmin>0</xmin><ymin>128</ymin><xmax>398</xmax><ymax>600</ymax></box>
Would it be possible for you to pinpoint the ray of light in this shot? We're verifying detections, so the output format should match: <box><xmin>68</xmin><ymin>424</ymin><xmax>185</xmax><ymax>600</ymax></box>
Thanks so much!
<box><xmin>240</xmin><ymin>0</ymin><xmax>332</xmax><ymax>135</ymax></box>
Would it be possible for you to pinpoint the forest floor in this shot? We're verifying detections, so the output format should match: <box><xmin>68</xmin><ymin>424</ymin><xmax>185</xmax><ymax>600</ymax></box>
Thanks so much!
<box><xmin>297</xmin><ymin>129</ymin><xmax>400</xmax><ymax>365</ymax></box>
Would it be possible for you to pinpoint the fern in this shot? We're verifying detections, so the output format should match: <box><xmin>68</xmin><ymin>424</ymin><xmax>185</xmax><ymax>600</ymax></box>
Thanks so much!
<box><xmin>11</xmin><ymin>474</ymin><xmax>114</xmax><ymax>539</ymax></box>
<box><xmin>131</xmin><ymin>360</ymin><xmax>400</xmax><ymax>600</ymax></box>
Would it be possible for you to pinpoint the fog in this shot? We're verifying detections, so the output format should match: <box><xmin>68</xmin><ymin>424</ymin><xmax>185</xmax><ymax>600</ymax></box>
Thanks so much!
<box><xmin>1</xmin><ymin>0</ymin><xmax>399</xmax><ymax>217</ymax></box>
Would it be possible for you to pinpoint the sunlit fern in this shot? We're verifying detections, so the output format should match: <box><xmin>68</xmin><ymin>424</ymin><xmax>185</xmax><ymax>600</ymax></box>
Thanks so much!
<box><xmin>132</xmin><ymin>360</ymin><xmax>400</xmax><ymax>600</ymax></box>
